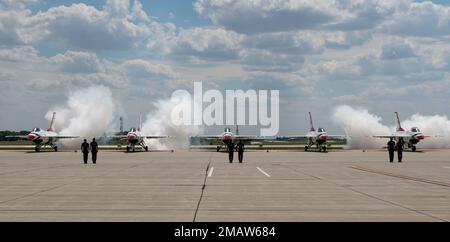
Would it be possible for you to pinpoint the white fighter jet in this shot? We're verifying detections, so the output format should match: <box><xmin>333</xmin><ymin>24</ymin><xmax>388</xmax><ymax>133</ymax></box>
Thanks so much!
<box><xmin>194</xmin><ymin>126</ymin><xmax>270</xmax><ymax>152</ymax></box>
<box><xmin>373</xmin><ymin>112</ymin><xmax>427</xmax><ymax>152</ymax></box>
<box><xmin>279</xmin><ymin>112</ymin><xmax>345</xmax><ymax>152</ymax></box>
<box><xmin>109</xmin><ymin>115</ymin><xmax>169</xmax><ymax>152</ymax></box>
<box><xmin>7</xmin><ymin>112</ymin><xmax>79</xmax><ymax>152</ymax></box>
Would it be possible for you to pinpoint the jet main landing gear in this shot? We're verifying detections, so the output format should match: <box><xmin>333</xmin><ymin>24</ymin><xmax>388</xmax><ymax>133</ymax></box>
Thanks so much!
<box><xmin>140</xmin><ymin>142</ymin><xmax>148</xmax><ymax>152</ymax></box>
<box><xmin>34</xmin><ymin>144</ymin><xmax>58</xmax><ymax>152</ymax></box>
<box><xmin>126</xmin><ymin>143</ymin><xmax>149</xmax><ymax>152</ymax></box>
<box><xmin>305</xmin><ymin>143</ymin><xmax>327</xmax><ymax>152</ymax></box>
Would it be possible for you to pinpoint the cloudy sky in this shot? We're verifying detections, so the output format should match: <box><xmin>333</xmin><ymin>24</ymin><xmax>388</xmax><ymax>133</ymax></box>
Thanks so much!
<box><xmin>1</xmin><ymin>0</ymin><xmax>450</xmax><ymax>135</ymax></box>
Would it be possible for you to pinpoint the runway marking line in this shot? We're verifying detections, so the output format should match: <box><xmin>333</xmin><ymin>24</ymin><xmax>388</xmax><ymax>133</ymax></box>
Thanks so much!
<box><xmin>256</xmin><ymin>167</ymin><xmax>271</xmax><ymax>178</ymax></box>
<box><xmin>193</xmin><ymin>158</ymin><xmax>212</xmax><ymax>222</ymax></box>
<box><xmin>444</xmin><ymin>166</ymin><xmax>450</xmax><ymax>169</ymax></box>
<box><xmin>208</xmin><ymin>167</ymin><xmax>214</xmax><ymax>177</ymax></box>
<box><xmin>350</xmin><ymin>166</ymin><xmax>450</xmax><ymax>188</ymax></box>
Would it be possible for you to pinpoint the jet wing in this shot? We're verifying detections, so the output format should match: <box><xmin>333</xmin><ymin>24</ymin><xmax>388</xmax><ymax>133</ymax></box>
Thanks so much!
<box><xmin>278</xmin><ymin>135</ymin><xmax>313</xmax><ymax>139</ymax></box>
<box><xmin>234</xmin><ymin>135</ymin><xmax>275</xmax><ymax>142</ymax></box>
<box><xmin>327</xmin><ymin>135</ymin><xmax>347</xmax><ymax>140</ymax></box>
<box><xmin>234</xmin><ymin>135</ymin><xmax>259</xmax><ymax>140</ymax></box>
<box><xmin>278</xmin><ymin>134</ymin><xmax>346</xmax><ymax>140</ymax></box>
<box><xmin>107</xmin><ymin>135</ymin><xmax>169</xmax><ymax>139</ymax></box>
<box><xmin>373</xmin><ymin>134</ymin><xmax>412</xmax><ymax>138</ymax></box>
<box><xmin>193</xmin><ymin>135</ymin><xmax>273</xmax><ymax>141</ymax></box>
<box><xmin>5</xmin><ymin>135</ymin><xmax>29</xmax><ymax>139</ymax></box>
<box><xmin>106</xmin><ymin>135</ymin><xmax>128</xmax><ymax>140</ymax></box>
<box><xmin>48</xmin><ymin>135</ymin><xmax>80</xmax><ymax>139</ymax></box>
<box><xmin>6</xmin><ymin>135</ymin><xmax>79</xmax><ymax>139</ymax></box>
<box><xmin>143</xmin><ymin>135</ymin><xmax>170</xmax><ymax>139</ymax></box>
<box><xmin>193</xmin><ymin>135</ymin><xmax>223</xmax><ymax>140</ymax></box>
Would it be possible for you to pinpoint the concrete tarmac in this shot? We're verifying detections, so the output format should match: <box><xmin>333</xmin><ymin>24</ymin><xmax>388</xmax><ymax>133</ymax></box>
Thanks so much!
<box><xmin>0</xmin><ymin>149</ymin><xmax>449</xmax><ymax>221</ymax></box>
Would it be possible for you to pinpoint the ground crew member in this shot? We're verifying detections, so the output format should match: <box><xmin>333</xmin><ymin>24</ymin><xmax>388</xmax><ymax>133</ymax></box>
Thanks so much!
<box><xmin>397</xmin><ymin>138</ymin><xmax>404</xmax><ymax>163</ymax></box>
<box><xmin>387</xmin><ymin>138</ymin><xmax>395</xmax><ymax>163</ymax></box>
<box><xmin>237</xmin><ymin>140</ymin><xmax>245</xmax><ymax>163</ymax></box>
<box><xmin>227</xmin><ymin>142</ymin><xmax>234</xmax><ymax>163</ymax></box>
<box><xmin>90</xmin><ymin>138</ymin><xmax>98</xmax><ymax>164</ymax></box>
<box><xmin>81</xmin><ymin>139</ymin><xmax>89</xmax><ymax>164</ymax></box>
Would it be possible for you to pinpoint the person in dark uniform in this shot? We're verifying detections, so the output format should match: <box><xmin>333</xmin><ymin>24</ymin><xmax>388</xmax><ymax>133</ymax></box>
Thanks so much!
<box><xmin>237</xmin><ymin>140</ymin><xmax>245</xmax><ymax>163</ymax></box>
<box><xmin>227</xmin><ymin>142</ymin><xmax>234</xmax><ymax>163</ymax></box>
<box><xmin>90</xmin><ymin>138</ymin><xmax>98</xmax><ymax>164</ymax></box>
<box><xmin>397</xmin><ymin>138</ymin><xmax>404</xmax><ymax>163</ymax></box>
<box><xmin>387</xmin><ymin>138</ymin><xmax>395</xmax><ymax>163</ymax></box>
<box><xmin>81</xmin><ymin>139</ymin><xmax>89</xmax><ymax>164</ymax></box>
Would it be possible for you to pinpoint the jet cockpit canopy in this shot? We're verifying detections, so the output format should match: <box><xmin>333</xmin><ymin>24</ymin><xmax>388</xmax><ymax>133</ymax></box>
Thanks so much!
<box><xmin>411</xmin><ymin>127</ymin><xmax>420</xmax><ymax>133</ymax></box>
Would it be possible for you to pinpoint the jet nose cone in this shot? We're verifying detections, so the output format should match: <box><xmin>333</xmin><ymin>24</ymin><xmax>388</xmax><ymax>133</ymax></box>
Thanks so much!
<box><xmin>127</xmin><ymin>134</ymin><xmax>137</xmax><ymax>141</ymax></box>
<box><xmin>223</xmin><ymin>134</ymin><xmax>232</xmax><ymax>141</ymax></box>
<box><xmin>319</xmin><ymin>135</ymin><xmax>328</xmax><ymax>141</ymax></box>
<box><xmin>319</xmin><ymin>134</ymin><xmax>328</xmax><ymax>141</ymax></box>
<box><xmin>27</xmin><ymin>134</ymin><xmax>37</xmax><ymax>141</ymax></box>
<box><xmin>416</xmin><ymin>134</ymin><xmax>425</xmax><ymax>140</ymax></box>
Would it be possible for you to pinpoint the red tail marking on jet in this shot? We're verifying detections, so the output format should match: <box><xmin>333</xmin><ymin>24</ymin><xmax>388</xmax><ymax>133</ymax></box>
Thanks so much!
<box><xmin>309</xmin><ymin>112</ymin><xmax>315</xmax><ymax>132</ymax></box>
<box><xmin>395</xmin><ymin>112</ymin><xmax>405</xmax><ymax>131</ymax></box>
<box><xmin>47</xmin><ymin>112</ymin><xmax>56</xmax><ymax>132</ymax></box>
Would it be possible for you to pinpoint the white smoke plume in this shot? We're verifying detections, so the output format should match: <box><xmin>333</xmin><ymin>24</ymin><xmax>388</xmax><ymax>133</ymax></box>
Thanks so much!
<box><xmin>46</xmin><ymin>85</ymin><xmax>115</xmax><ymax>148</ymax></box>
<box><xmin>141</xmin><ymin>96</ymin><xmax>202</xmax><ymax>150</ymax></box>
<box><xmin>333</xmin><ymin>105</ymin><xmax>390</xmax><ymax>149</ymax></box>
<box><xmin>333</xmin><ymin>105</ymin><xmax>450</xmax><ymax>149</ymax></box>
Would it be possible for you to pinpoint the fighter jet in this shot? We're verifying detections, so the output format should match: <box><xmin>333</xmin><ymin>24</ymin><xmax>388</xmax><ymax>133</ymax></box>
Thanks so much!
<box><xmin>7</xmin><ymin>112</ymin><xmax>79</xmax><ymax>152</ymax></box>
<box><xmin>110</xmin><ymin>115</ymin><xmax>169</xmax><ymax>152</ymax></box>
<box><xmin>373</xmin><ymin>112</ymin><xmax>427</xmax><ymax>152</ymax></box>
<box><xmin>194</xmin><ymin>126</ymin><xmax>270</xmax><ymax>152</ymax></box>
<box><xmin>279</xmin><ymin>112</ymin><xmax>345</xmax><ymax>152</ymax></box>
